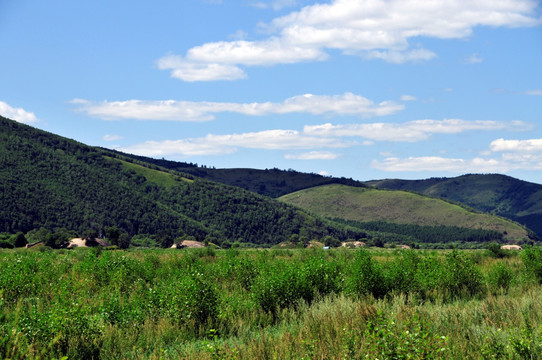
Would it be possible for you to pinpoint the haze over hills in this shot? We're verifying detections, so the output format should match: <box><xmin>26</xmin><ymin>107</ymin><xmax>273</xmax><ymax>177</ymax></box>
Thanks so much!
<box><xmin>279</xmin><ymin>184</ymin><xmax>532</xmax><ymax>245</ymax></box>
<box><xmin>0</xmin><ymin>116</ymin><xmax>364</xmax><ymax>246</ymax></box>
<box><xmin>367</xmin><ymin>175</ymin><xmax>542</xmax><ymax>238</ymax></box>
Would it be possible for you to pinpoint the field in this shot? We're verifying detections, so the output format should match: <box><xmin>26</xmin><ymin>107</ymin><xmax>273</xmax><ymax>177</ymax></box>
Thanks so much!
<box><xmin>3</xmin><ymin>247</ymin><xmax>542</xmax><ymax>359</ymax></box>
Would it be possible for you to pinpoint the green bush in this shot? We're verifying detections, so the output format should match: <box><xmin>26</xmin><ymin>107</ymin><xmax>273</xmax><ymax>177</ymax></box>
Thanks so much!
<box><xmin>521</xmin><ymin>246</ymin><xmax>542</xmax><ymax>283</ymax></box>
<box><xmin>347</xmin><ymin>249</ymin><xmax>388</xmax><ymax>298</ymax></box>
<box><xmin>487</xmin><ymin>262</ymin><xmax>514</xmax><ymax>293</ymax></box>
<box><xmin>362</xmin><ymin>311</ymin><xmax>447</xmax><ymax>359</ymax></box>
<box><xmin>441</xmin><ymin>250</ymin><xmax>485</xmax><ymax>299</ymax></box>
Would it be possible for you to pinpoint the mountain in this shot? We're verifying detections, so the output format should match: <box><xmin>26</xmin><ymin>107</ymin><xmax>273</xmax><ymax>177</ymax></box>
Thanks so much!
<box><xmin>366</xmin><ymin>174</ymin><xmax>542</xmax><ymax>238</ymax></box>
<box><xmin>110</xmin><ymin>150</ymin><xmax>365</xmax><ymax>198</ymax></box>
<box><xmin>279</xmin><ymin>184</ymin><xmax>532</xmax><ymax>244</ymax></box>
<box><xmin>0</xmin><ymin>116</ymin><xmax>364</xmax><ymax>246</ymax></box>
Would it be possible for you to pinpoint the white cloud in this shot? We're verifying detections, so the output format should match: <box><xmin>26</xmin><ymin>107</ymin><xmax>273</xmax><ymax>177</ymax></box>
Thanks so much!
<box><xmin>161</xmin><ymin>0</ymin><xmax>541</xmax><ymax>80</ymax></box>
<box><xmin>372</xmin><ymin>156</ymin><xmax>506</xmax><ymax>173</ymax></box>
<box><xmin>285</xmin><ymin>151</ymin><xmax>340</xmax><ymax>160</ymax></box>
<box><xmin>252</xmin><ymin>0</ymin><xmax>300</xmax><ymax>10</ymax></box>
<box><xmin>364</xmin><ymin>48</ymin><xmax>437</xmax><ymax>63</ymax></box>
<box><xmin>157</xmin><ymin>55</ymin><xmax>247</xmax><ymax>81</ymax></box>
<box><xmin>373</xmin><ymin>135</ymin><xmax>542</xmax><ymax>173</ymax></box>
<box><xmin>0</xmin><ymin>101</ymin><xmax>38</xmax><ymax>124</ymax></box>
<box><xmin>228</xmin><ymin>30</ymin><xmax>249</xmax><ymax>40</ymax></box>
<box><xmin>304</xmin><ymin>119</ymin><xmax>524</xmax><ymax>142</ymax></box>
<box><xmin>103</xmin><ymin>134</ymin><xmax>123</xmax><ymax>141</ymax></box>
<box><xmin>490</xmin><ymin>138</ymin><xmax>542</xmax><ymax>152</ymax></box>
<box><xmin>464</xmin><ymin>53</ymin><xmax>484</xmax><ymax>64</ymax></box>
<box><xmin>400</xmin><ymin>95</ymin><xmax>417</xmax><ymax>102</ymax></box>
<box><xmin>119</xmin><ymin>129</ymin><xmax>349</xmax><ymax>157</ymax></box>
<box><xmin>525</xmin><ymin>89</ymin><xmax>542</xmax><ymax>96</ymax></box>
<box><xmin>72</xmin><ymin>93</ymin><xmax>403</xmax><ymax>121</ymax></box>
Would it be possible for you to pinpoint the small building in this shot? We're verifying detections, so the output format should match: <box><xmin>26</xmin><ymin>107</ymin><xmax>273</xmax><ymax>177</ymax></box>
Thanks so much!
<box><xmin>500</xmin><ymin>244</ymin><xmax>522</xmax><ymax>250</ymax></box>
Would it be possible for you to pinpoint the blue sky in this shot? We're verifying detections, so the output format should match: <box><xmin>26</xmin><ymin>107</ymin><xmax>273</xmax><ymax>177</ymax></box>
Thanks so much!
<box><xmin>1</xmin><ymin>0</ymin><xmax>542</xmax><ymax>183</ymax></box>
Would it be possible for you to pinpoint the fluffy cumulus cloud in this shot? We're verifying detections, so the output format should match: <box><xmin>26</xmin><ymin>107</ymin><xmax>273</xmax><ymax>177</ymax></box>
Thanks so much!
<box><xmin>160</xmin><ymin>0</ymin><xmax>541</xmax><ymax>81</ymax></box>
<box><xmin>0</xmin><ymin>101</ymin><xmax>38</xmax><ymax>124</ymax></box>
<box><xmin>373</xmin><ymin>136</ymin><xmax>542</xmax><ymax>173</ymax></box>
<box><xmin>72</xmin><ymin>93</ymin><xmax>403</xmax><ymax>121</ymax></box>
<box><xmin>304</xmin><ymin>119</ymin><xmax>525</xmax><ymax>142</ymax></box>
<box><xmin>490</xmin><ymin>138</ymin><xmax>542</xmax><ymax>152</ymax></box>
<box><xmin>116</xmin><ymin>118</ymin><xmax>523</xmax><ymax>159</ymax></box>
<box><xmin>119</xmin><ymin>129</ymin><xmax>349</xmax><ymax>157</ymax></box>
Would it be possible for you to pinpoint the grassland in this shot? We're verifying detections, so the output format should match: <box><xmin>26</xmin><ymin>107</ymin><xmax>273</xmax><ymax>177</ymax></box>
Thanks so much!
<box><xmin>106</xmin><ymin>157</ymin><xmax>192</xmax><ymax>189</ymax></box>
<box><xmin>3</xmin><ymin>246</ymin><xmax>542</xmax><ymax>359</ymax></box>
<box><xmin>280</xmin><ymin>184</ymin><xmax>529</xmax><ymax>241</ymax></box>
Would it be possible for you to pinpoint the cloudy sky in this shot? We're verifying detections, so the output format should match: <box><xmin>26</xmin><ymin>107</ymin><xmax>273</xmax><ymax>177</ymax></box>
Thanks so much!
<box><xmin>1</xmin><ymin>0</ymin><xmax>542</xmax><ymax>182</ymax></box>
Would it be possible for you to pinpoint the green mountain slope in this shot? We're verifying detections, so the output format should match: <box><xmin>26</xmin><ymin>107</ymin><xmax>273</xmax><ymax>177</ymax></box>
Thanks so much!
<box><xmin>279</xmin><ymin>184</ymin><xmax>531</xmax><ymax>242</ymax></box>
<box><xmin>366</xmin><ymin>174</ymin><xmax>542</xmax><ymax>238</ymax></box>
<box><xmin>110</xmin><ymin>150</ymin><xmax>365</xmax><ymax>198</ymax></box>
<box><xmin>0</xmin><ymin>116</ymin><xmax>364</xmax><ymax>245</ymax></box>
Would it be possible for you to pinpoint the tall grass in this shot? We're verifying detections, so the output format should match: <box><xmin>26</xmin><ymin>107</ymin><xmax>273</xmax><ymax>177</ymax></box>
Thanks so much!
<box><xmin>1</xmin><ymin>247</ymin><xmax>541</xmax><ymax>359</ymax></box>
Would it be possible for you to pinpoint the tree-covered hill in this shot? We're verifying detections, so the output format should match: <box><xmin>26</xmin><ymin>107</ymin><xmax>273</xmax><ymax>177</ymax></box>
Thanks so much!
<box><xmin>110</xmin><ymin>150</ymin><xmax>365</xmax><ymax>198</ymax></box>
<box><xmin>0</xmin><ymin>116</ymin><xmax>364</xmax><ymax>246</ymax></box>
<box><xmin>366</xmin><ymin>174</ymin><xmax>542</xmax><ymax>238</ymax></box>
<box><xmin>279</xmin><ymin>183</ymin><xmax>534</xmax><ymax>244</ymax></box>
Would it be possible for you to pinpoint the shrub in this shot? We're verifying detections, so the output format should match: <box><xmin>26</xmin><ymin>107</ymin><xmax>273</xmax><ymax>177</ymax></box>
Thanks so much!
<box><xmin>386</xmin><ymin>250</ymin><xmax>421</xmax><ymax>294</ymax></box>
<box><xmin>521</xmin><ymin>246</ymin><xmax>542</xmax><ymax>283</ymax></box>
<box><xmin>487</xmin><ymin>243</ymin><xmax>509</xmax><ymax>259</ymax></box>
<box><xmin>347</xmin><ymin>249</ymin><xmax>388</xmax><ymax>298</ymax></box>
<box><xmin>362</xmin><ymin>311</ymin><xmax>447</xmax><ymax>359</ymax></box>
<box><xmin>252</xmin><ymin>261</ymin><xmax>312</xmax><ymax>315</ymax></box>
<box><xmin>441</xmin><ymin>250</ymin><xmax>485</xmax><ymax>299</ymax></box>
<box><xmin>487</xmin><ymin>262</ymin><xmax>514</xmax><ymax>293</ymax></box>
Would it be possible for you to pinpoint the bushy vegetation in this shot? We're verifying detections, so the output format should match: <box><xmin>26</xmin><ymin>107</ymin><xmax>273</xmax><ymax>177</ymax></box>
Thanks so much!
<box><xmin>2</xmin><ymin>247</ymin><xmax>542</xmax><ymax>359</ymax></box>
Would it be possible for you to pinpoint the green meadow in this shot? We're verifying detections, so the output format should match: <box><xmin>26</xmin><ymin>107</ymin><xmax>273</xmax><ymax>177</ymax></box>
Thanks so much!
<box><xmin>2</xmin><ymin>247</ymin><xmax>542</xmax><ymax>359</ymax></box>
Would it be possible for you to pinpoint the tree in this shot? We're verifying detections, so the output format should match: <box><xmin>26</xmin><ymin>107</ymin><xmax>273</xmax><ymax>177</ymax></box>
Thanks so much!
<box><xmin>12</xmin><ymin>232</ymin><xmax>27</xmax><ymax>248</ymax></box>
<box><xmin>105</xmin><ymin>226</ymin><xmax>121</xmax><ymax>245</ymax></box>
<box><xmin>157</xmin><ymin>230</ymin><xmax>174</xmax><ymax>248</ymax></box>
<box><xmin>117</xmin><ymin>232</ymin><xmax>131</xmax><ymax>249</ymax></box>
<box><xmin>323</xmin><ymin>235</ymin><xmax>341</xmax><ymax>248</ymax></box>
<box><xmin>27</xmin><ymin>227</ymin><xmax>51</xmax><ymax>244</ymax></box>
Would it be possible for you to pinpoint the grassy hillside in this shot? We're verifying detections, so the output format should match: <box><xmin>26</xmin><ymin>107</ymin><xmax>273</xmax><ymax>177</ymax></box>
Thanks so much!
<box><xmin>367</xmin><ymin>174</ymin><xmax>542</xmax><ymax>238</ymax></box>
<box><xmin>279</xmin><ymin>184</ymin><xmax>531</xmax><ymax>242</ymax></box>
<box><xmin>0</xmin><ymin>116</ymin><xmax>364</xmax><ymax>246</ymax></box>
<box><xmin>111</xmin><ymin>150</ymin><xmax>365</xmax><ymax>198</ymax></box>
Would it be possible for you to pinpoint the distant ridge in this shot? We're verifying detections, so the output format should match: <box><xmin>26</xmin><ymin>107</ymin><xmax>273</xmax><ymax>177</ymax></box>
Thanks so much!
<box><xmin>366</xmin><ymin>174</ymin><xmax>542</xmax><ymax>238</ymax></box>
<box><xmin>110</xmin><ymin>150</ymin><xmax>365</xmax><ymax>198</ymax></box>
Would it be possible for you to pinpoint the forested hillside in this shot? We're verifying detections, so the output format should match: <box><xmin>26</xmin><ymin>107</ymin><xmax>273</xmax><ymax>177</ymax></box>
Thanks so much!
<box><xmin>112</xmin><ymin>150</ymin><xmax>365</xmax><ymax>198</ymax></box>
<box><xmin>280</xmin><ymin>184</ymin><xmax>533</xmax><ymax>244</ymax></box>
<box><xmin>0</xmin><ymin>116</ymin><xmax>364</xmax><ymax>246</ymax></box>
<box><xmin>367</xmin><ymin>174</ymin><xmax>542</xmax><ymax>238</ymax></box>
